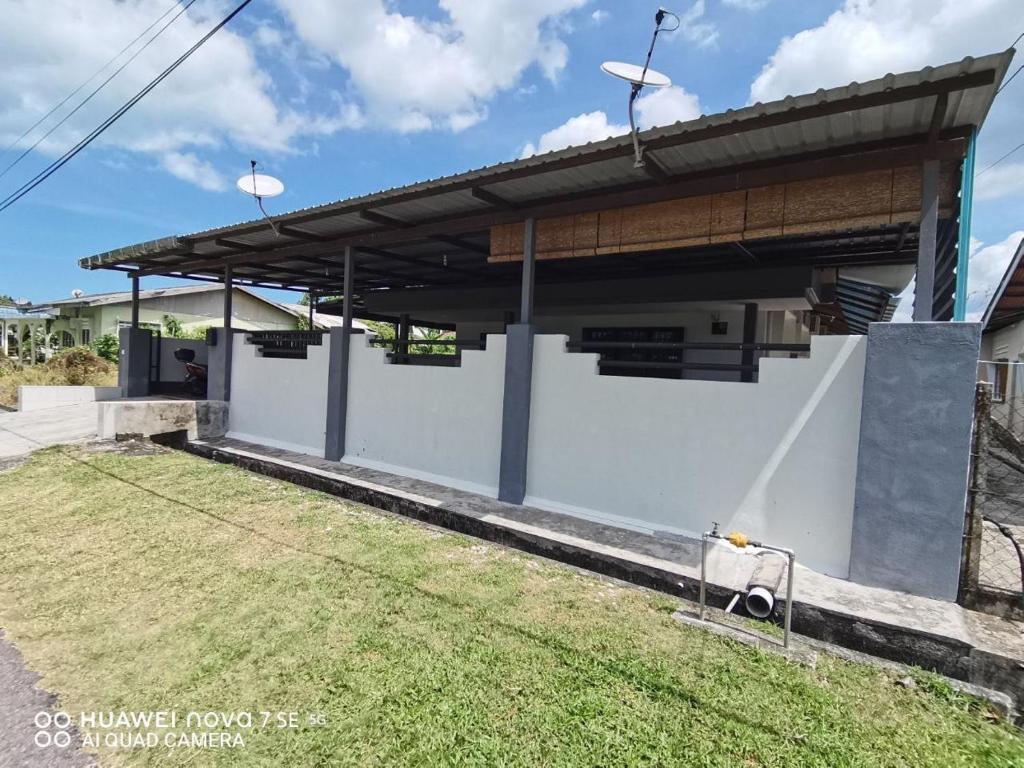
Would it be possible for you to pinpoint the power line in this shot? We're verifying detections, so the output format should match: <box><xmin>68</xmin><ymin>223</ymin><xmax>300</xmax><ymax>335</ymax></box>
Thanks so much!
<box><xmin>977</xmin><ymin>140</ymin><xmax>1024</xmax><ymax>177</ymax></box>
<box><xmin>0</xmin><ymin>0</ymin><xmax>182</xmax><ymax>167</ymax></box>
<box><xmin>0</xmin><ymin>0</ymin><xmax>197</xmax><ymax>183</ymax></box>
<box><xmin>996</xmin><ymin>62</ymin><xmax>1024</xmax><ymax>95</ymax></box>
<box><xmin>0</xmin><ymin>0</ymin><xmax>253</xmax><ymax>214</ymax></box>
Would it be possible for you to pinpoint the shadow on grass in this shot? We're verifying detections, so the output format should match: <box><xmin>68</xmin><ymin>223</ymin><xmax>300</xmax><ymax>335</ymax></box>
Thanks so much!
<box><xmin>50</xmin><ymin>446</ymin><xmax>834</xmax><ymax>758</ymax></box>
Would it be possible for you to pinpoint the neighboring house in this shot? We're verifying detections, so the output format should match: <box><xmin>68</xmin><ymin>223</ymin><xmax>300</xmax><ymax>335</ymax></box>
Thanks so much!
<box><xmin>979</xmin><ymin>235</ymin><xmax>1024</xmax><ymax>403</ymax></box>
<box><xmin>1</xmin><ymin>285</ymin><xmax>341</xmax><ymax>364</ymax></box>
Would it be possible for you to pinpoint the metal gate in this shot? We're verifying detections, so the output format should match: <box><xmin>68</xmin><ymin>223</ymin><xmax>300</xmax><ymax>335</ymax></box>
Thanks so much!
<box><xmin>960</xmin><ymin>379</ymin><xmax>1024</xmax><ymax>619</ymax></box>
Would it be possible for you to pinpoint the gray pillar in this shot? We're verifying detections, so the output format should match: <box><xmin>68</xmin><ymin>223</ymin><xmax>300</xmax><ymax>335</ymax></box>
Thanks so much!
<box><xmin>849</xmin><ymin>322</ymin><xmax>981</xmax><ymax>600</ymax></box>
<box><xmin>397</xmin><ymin>313</ymin><xmax>410</xmax><ymax>364</ymax></box>
<box><xmin>222</xmin><ymin>267</ymin><xmax>233</xmax><ymax>400</ymax></box>
<box><xmin>130</xmin><ymin>275</ymin><xmax>140</xmax><ymax>329</ymax></box>
<box><xmin>740</xmin><ymin>303</ymin><xmax>758</xmax><ymax>383</ymax></box>
<box><xmin>498</xmin><ymin>219</ymin><xmax>537</xmax><ymax>504</ymax></box>
<box><xmin>118</xmin><ymin>326</ymin><xmax>152</xmax><ymax>397</ymax></box>
<box><xmin>308</xmin><ymin>291</ymin><xmax>316</xmax><ymax>327</ymax></box>
<box><xmin>324</xmin><ymin>247</ymin><xmax>355</xmax><ymax>461</ymax></box>
<box><xmin>913</xmin><ymin>160</ymin><xmax>940</xmax><ymax>322</ymax></box>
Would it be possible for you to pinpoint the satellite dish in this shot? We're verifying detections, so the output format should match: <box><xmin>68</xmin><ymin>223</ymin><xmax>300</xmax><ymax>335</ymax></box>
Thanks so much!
<box><xmin>71</xmin><ymin>289</ymin><xmax>84</xmax><ymax>298</ymax></box>
<box><xmin>236</xmin><ymin>173</ymin><xmax>284</xmax><ymax>198</ymax></box>
<box><xmin>236</xmin><ymin>160</ymin><xmax>284</xmax><ymax>235</ymax></box>
<box><xmin>601</xmin><ymin>61</ymin><xmax>671</xmax><ymax>88</ymax></box>
<box><xmin>601</xmin><ymin>8</ymin><xmax>680</xmax><ymax>169</ymax></box>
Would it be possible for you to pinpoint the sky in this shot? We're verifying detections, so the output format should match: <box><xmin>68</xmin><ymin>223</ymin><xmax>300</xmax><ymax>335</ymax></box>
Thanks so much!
<box><xmin>0</xmin><ymin>0</ymin><xmax>1022</xmax><ymax>322</ymax></box>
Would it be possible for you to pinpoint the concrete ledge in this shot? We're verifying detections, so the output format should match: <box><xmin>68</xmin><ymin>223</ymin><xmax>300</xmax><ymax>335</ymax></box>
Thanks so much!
<box><xmin>186</xmin><ymin>436</ymin><xmax>1023</xmax><ymax>715</ymax></box>
<box><xmin>18</xmin><ymin>386</ymin><xmax>121</xmax><ymax>412</ymax></box>
<box><xmin>99</xmin><ymin>400</ymin><xmax>228</xmax><ymax>441</ymax></box>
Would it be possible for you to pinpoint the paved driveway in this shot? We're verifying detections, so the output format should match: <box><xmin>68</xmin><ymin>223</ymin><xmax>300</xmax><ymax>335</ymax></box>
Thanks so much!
<box><xmin>0</xmin><ymin>404</ymin><xmax>98</xmax><ymax>459</ymax></box>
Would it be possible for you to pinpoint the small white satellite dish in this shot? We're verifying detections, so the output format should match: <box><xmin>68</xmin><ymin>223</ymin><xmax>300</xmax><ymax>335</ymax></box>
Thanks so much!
<box><xmin>601</xmin><ymin>61</ymin><xmax>671</xmax><ymax>88</ymax></box>
<box><xmin>71</xmin><ymin>289</ymin><xmax>84</xmax><ymax>298</ymax></box>
<box><xmin>601</xmin><ymin>8</ymin><xmax>680</xmax><ymax>169</ymax></box>
<box><xmin>236</xmin><ymin>160</ymin><xmax>285</xmax><ymax>235</ymax></box>
<box><xmin>236</xmin><ymin>173</ymin><xmax>284</xmax><ymax>198</ymax></box>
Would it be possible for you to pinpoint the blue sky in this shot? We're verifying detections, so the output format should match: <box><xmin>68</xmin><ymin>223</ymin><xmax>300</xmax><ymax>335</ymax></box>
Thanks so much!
<box><xmin>0</xmin><ymin>0</ymin><xmax>1022</xmax><ymax>320</ymax></box>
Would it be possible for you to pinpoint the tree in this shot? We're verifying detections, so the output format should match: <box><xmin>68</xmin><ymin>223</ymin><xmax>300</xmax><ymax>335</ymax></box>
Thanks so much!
<box><xmin>0</xmin><ymin>294</ymin><xmax>14</xmax><ymax>307</ymax></box>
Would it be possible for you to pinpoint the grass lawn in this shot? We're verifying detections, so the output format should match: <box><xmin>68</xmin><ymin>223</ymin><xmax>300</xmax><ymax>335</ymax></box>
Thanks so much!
<box><xmin>0</xmin><ymin>445</ymin><xmax>1022</xmax><ymax>767</ymax></box>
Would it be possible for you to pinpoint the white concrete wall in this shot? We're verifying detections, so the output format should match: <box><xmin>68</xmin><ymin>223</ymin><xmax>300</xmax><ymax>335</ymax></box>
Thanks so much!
<box><xmin>227</xmin><ymin>334</ymin><xmax>330</xmax><ymax>456</ymax></box>
<box><xmin>344</xmin><ymin>335</ymin><xmax>506</xmax><ymax>496</ymax></box>
<box><xmin>524</xmin><ymin>334</ymin><xmax>867</xmax><ymax>577</ymax></box>
<box><xmin>18</xmin><ymin>385</ymin><xmax>121</xmax><ymax>412</ymax></box>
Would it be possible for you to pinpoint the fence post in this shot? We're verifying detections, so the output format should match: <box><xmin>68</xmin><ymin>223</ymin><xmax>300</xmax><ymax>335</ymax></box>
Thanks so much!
<box><xmin>959</xmin><ymin>382</ymin><xmax>990</xmax><ymax>604</ymax></box>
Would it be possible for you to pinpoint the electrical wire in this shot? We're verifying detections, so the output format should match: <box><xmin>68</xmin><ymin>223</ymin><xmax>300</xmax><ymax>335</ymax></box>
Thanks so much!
<box><xmin>0</xmin><ymin>0</ymin><xmax>198</xmax><ymax>183</ymax></box>
<box><xmin>996</xmin><ymin>62</ymin><xmax>1023</xmax><ymax>95</ymax></box>
<box><xmin>0</xmin><ymin>0</ymin><xmax>183</xmax><ymax>170</ymax></box>
<box><xmin>0</xmin><ymin>0</ymin><xmax>253</xmax><ymax>214</ymax></box>
<box><xmin>976</xmin><ymin>140</ymin><xmax>1024</xmax><ymax>176</ymax></box>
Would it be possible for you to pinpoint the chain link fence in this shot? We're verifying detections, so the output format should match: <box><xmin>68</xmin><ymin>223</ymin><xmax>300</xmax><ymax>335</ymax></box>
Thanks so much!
<box><xmin>961</xmin><ymin>369</ymin><xmax>1024</xmax><ymax>619</ymax></box>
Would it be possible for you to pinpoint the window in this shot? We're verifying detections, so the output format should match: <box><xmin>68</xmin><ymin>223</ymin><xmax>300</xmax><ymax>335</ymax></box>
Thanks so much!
<box><xmin>61</xmin><ymin>331</ymin><xmax>74</xmax><ymax>348</ymax></box>
<box><xmin>994</xmin><ymin>359</ymin><xmax>1009</xmax><ymax>403</ymax></box>
<box><xmin>81</xmin><ymin>328</ymin><xmax>91</xmax><ymax>345</ymax></box>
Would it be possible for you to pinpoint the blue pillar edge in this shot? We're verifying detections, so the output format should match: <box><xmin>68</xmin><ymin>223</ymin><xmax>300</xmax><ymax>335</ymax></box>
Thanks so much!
<box><xmin>953</xmin><ymin>128</ymin><xmax>977</xmax><ymax>321</ymax></box>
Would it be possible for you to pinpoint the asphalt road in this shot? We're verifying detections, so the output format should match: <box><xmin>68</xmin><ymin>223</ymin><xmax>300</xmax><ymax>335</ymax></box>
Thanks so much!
<box><xmin>0</xmin><ymin>630</ymin><xmax>94</xmax><ymax>768</ymax></box>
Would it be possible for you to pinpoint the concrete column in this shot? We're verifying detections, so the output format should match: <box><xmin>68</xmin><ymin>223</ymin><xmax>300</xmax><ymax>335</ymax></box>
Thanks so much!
<box><xmin>849</xmin><ymin>322</ymin><xmax>981</xmax><ymax>600</ymax></box>
<box><xmin>308</xmin><ymin>291</ymin><xmax>316</xmax><ymax>327</ymax></box>
<box><xmin>29</xmin><ymin>322</ymin><xmax>36</xmax><ymax>365</ymax></box>
<box><xmin>913</xmin><ymin>159</ymin><xmax>940</xmax><ymax>322</ymax></box>
<box><xmin>130</xmin><ymin>275</ymin><xmax>140</xmax><ymax>329</ymax></box>
<box><xmin>222</xmin><ymin>267</ymin><xmax>233</xmax><ymax>399</ymax></box>
<box><xmin>397</xmin><ymin>313</ymin><xmax>410</xmax><ymax>364</ymax></box>
<box><xmin>498</xmin><ymin>219</ymin><xmax>537</xmax><ymax>504</ymax></box>
<box><xmin>741</xmin><ymin>302</ymin><xmax>758</xmax><ymax>383</ymax></box>
<box><xmin>324</xmin><ymin>247</ymin><xmax>355</xmax><ymax>461</ymax></box>
<box><xmin>118</xmin><ymin>326</ymin><xmax>152</xmax><ymax>397</ymax></box>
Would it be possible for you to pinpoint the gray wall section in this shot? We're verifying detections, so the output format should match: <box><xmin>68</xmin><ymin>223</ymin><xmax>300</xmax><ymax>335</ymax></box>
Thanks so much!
<box><xmin>498</xmin><ymin>324</ymin><xmax>535</xmax><ymax>503</ymax></box>
<box><xmin>206</xmin><ymin>328</ymin><xmax>238</xmax><ymax>402</ymax></box>
<box><xmin>117</xmin><ymin>327</ymin><xmax>152</xmax><ymax>398</ymax></box>
<box><xmin>324</xmin><ymin>327</ymin><xmax>347</xmax><ymax>461</ymax></box>
<box><xmin>849</xmin><ymin>322</ymin><xmax>981</xmax><ymax>600</ymax></box>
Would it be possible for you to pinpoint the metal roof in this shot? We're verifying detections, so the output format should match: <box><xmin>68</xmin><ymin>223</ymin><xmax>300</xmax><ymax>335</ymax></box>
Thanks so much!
<box><xmin>981</xmin><ymin>235</ymin><xmax>1024</xmax><ymax>332</ymax></box>
<box><xmin>0</xmin><ymin>306</ymin><xmax>55</xmax><ymax>320</ymax></box>
<box><xmin>78</xmin><ymin>50</ymin><xmax>1013</xmax><ymax>297</ymax></box>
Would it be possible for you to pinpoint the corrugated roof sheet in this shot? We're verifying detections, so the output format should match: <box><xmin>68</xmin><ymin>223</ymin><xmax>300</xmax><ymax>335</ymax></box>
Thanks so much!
<box><xmin>81</xmin><ymin>50</ymin><xmax>1014</xmax><ymax>271</ymax></box>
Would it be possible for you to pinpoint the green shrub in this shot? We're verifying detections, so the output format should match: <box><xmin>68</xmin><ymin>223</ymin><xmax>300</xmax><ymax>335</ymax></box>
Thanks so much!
<box><xmin>90</xmin><ymin>333</ymin><xmax>119</xmax><ymax>363</ymax></box>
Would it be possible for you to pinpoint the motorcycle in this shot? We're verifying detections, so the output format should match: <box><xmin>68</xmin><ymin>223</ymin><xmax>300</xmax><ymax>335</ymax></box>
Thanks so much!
<box><xmin>173</xmin><ymin>348</ymin><xmax>208</xmax><ymax>396</ymax></box>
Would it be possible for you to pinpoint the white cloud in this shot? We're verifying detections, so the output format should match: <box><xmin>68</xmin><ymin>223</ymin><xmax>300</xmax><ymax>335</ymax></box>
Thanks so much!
<box><xmin>965</xmin><ymin>231</ymin><xmax>1024</xmax><ymax>321</ymax></box>
<box><xmin>675</xmin><ymin>0</ymin><xmax>719</xmax><ymax>48</ymax></box>
<box><xmin>520</xmin><ymin>86</ymin><xmax>703</xmax><ymax>157</ymax></box>
<box><xmin>634</xmin><ymin>86</ymin><xmax>703</xmax><ymax>129</ymax></box>
<box><xmin>158</xmin><ymin>151</ymin><xmax>226</xmax><ymax>192</ymax></box>
<box><xmin>591</xmin><ymin>9</ymin><xmax>609</xmax><ymax>24</ymax></box>
<box><xmin>521</xmin><ymin>111</ymin><xmax>627</xmax><ymax>158</ymax></box>
<box><xmin>750</xmin><ymin>0</ymin><xmax>1024</xmax><ymax>103</ymax></box>
<box><xmin>274</xmin><ymin>0</ymin><xmax>588</xmax><ymax>133</ymax></box>
<box><xmin>723</xmin><ymin>0</ymin><xmax>768</xmax><ymax>8</ymax></box>
<box><xmin>890</xmin><ymin>232</ymin><xmax>1024</xmax><ymax>322</ymax></box>
<box><xmin>974</xmin><ymin>163</ymin><xmax>1024</xmax><ymax>202</ymax></box>
<box><xmin>0</xmin><ymin>0</ymin><xmax>357</xmax><ymax>190</ymax></box>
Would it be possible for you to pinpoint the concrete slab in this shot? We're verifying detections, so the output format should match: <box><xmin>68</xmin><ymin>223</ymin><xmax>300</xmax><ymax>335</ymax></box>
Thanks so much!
<box><xmin>97</xmin><ymin>399</ymin><xmax>228</xmax><ymax>442</ymax></box>
<box><xmin>187</xmin><ymin>435</ymin><xmax>1024</xmax><ymax>713</ymax></box>
<box><xmin>0</xmin><ymin>403</ymin><xmax>98</xmax><ymax>459</ymax></box>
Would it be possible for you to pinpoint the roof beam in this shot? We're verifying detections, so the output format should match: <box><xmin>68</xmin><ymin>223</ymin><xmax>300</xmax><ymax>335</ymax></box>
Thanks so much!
<box><xmin>431</xmin><ymin>235</ymin><xmax>489</xmax><ymax>255</ymax></box>
<box><xmin>131</xmin><ymin>138</ymin><xmax>965</xmax><ymax>278</ymax></box>
<box><xmin>356</xmin><ymin>246</ymin><xmax>489</xmax><ymax>280</ymax></box>
<box><xmin>472</xmin><ymin>187</ymin><xmax>517</xmax><ymax>210</ymax></box>
<box><xmin>360</xmin><ymin>209</ymin><xmax>407</xmax><ymax>228</ymax></box>
<box><xmin>730</xmin><ymin>242</ymin><xmax>758</xmax><ymax>264</ymax></box>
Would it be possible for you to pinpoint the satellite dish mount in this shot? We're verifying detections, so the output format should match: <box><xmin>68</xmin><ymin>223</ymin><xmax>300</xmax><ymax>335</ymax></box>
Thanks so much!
<box><xmin>236</xmin><ymin>160</ymin><xmax>285</xmax><ymax>236</ymax></box>
<box><xmin>601</xmin><ymin>8</ymin><xmax>679</xmax><ymax>168</ymax></box>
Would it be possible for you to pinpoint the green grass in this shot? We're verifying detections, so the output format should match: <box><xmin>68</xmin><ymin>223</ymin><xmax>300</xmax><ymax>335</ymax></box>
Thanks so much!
<box><xmin>0</xmin><ymin>446</ymin><xmax>1021</xmax><ymax>767</ymax></box>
